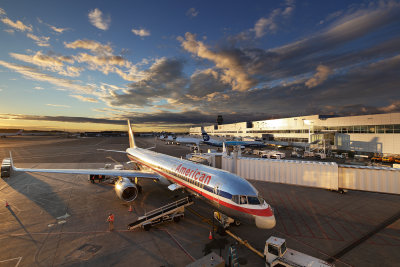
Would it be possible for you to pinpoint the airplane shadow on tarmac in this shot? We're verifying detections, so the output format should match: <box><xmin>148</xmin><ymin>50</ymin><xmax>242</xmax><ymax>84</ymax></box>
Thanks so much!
<box><xmin>5</xmin><ymin>171</ymin><xmax>69</xmax><ymax>219</ymax></box>
<box><xmin>6</xmin><ymin>205</ymin><xmax>38</xmax><ymax>247</ymax></box>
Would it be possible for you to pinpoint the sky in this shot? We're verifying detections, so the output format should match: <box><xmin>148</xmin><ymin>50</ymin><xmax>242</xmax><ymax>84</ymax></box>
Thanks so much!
<box><xmin>0</xmin><ymin>0</ymin><xmax>399</xmax><ymax>132</ymax></box>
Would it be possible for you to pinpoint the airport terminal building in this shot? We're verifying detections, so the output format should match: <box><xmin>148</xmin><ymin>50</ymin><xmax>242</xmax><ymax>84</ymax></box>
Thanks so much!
<box><xmin>190</xmin><ymin>113</ymin><xmax>400</xmax><ymax>154</ymax></box>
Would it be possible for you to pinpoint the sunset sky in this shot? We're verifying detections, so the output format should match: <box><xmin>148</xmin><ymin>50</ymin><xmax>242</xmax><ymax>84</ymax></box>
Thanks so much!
<box><xmin>0</xmin><ymin>1</ymin><xmax>399</xmax><ymax>132</ymax></box>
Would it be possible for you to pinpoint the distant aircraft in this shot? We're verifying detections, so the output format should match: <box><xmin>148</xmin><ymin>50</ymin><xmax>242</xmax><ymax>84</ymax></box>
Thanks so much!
<box><xmin>159</xmin><ymin>135</ymin><xmax>174</xmax><ymax>141</ymax></box>
<box><xmin>10</xmin><ymin>121</ymin><xmax>275</xmax><ymax>229</ymax></box>
<box><xmin>201</xmin><ymin>128</ymin><xmax>265</xmax><ymax>148</ymax></box>
<box><xmin>175</xmin><ymin>136</ymin><xmax>202</xmax><ymax>145</ymax></box>
<box><xmin>0</xmin><ymin>129</ymin><xmax>23</xmax><ymax>138</ymax></box>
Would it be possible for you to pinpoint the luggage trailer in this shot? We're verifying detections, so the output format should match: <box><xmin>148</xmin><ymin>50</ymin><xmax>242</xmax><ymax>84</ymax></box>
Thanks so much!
<box><xmin>128</xmin><ymin>196</ymin><xmax>194</xmax><ymax>231</ymax></box>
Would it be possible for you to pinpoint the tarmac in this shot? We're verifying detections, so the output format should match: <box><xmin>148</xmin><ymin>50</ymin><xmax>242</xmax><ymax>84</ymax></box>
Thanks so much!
<box><xmin>0</xmin><ymin>135</ymin><xmax>399</xmax><ymax>266</ymax></box>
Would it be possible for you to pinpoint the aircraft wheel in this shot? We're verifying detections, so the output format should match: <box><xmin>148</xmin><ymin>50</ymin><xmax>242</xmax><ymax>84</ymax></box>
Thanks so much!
<box><xmin>217</xmin><ymin>226</ymin><xmax>226</xmax><ymax>235</ymax></box>
<box><xmin>234</xmin><ymin>220</ymin><xmax>241</xmax><ymax>226</ymax></box>
<box><xmin>143</xmin><ymin>224</ymin><xmax>151</xmax><ymax>231</ymax></box>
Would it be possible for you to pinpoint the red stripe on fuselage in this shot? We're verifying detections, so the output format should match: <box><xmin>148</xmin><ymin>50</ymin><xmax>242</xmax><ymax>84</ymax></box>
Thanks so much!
<box><xmin>127</xmin><ymin>154</ymin><xmax>273</xmax><ymax>217</ymax></box>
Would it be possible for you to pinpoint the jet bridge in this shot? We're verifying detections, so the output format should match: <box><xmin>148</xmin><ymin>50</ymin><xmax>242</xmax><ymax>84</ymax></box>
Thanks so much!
<box><xmin>127</xmin><ymin>196</ymin><xmax>193</xmax><ymax>231</ymax></box>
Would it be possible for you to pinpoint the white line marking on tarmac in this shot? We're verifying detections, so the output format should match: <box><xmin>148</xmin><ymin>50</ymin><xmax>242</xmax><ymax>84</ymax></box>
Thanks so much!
<box><xmin>0</xmin><ymin>256</ymin><xmax>22</xmax><ymax>267</ymax></box>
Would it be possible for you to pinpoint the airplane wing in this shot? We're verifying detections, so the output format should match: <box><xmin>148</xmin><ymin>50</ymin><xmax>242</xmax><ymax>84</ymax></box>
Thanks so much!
<box><xmin>9</xmin><ymin>152</ymin><xmax>159</xmax><ymax>180</ymax></box>
<box><xmin>97</xmin><ymin>149</ymin><xmax>127</xmax><ymax>153</ymax></box>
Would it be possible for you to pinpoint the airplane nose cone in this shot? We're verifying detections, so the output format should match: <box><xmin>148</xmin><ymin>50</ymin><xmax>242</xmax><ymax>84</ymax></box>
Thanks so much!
<box><xmin>255</xmin><ymin>215</ymin><xmax>276</xmax><ymax>229</ymax></box>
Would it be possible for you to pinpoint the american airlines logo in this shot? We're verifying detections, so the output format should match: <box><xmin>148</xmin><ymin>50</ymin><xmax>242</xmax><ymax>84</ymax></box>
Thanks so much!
<box><xmin>175</xmin><ymin>164</ymin><xmax>212</xmax><ymax>185</ymax></box>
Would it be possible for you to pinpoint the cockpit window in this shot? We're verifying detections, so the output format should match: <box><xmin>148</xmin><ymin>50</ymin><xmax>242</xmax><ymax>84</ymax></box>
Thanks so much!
<box><xmin>247</xmin><ymin>196</ymin><xmax>261</xmax><ymax>205</ymax></box>
<box><xmin>233</xmin><ymin>195</ymin><xmax>261</xmax><ymax>205</ymax></box>
<box><xmin>232</xmin><ymin>195</ymin><xmax>239</xmax><ymax>204</ymax></box>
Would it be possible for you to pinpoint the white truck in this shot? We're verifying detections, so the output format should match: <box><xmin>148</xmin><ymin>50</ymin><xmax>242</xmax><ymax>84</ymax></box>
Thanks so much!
<box><xmin>264</xmin><ymin>236</ymin><xmax>333</xmax><ymax>267</ymax></box>
<box><xmin>260</xmin><ymin>150</ymin><xmax>286</xmax><ymax>159</ymax></box>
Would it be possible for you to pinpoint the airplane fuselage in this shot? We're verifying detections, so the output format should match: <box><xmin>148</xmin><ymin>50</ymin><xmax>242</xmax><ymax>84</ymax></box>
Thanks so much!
<box><xmin>126</xmin><ymin>147</ymin><xmax>276</xmax><ymax>229</ymax></box>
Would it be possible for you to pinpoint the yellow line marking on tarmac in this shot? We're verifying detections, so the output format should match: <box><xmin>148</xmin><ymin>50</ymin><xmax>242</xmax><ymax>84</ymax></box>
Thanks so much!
<box><xmin>186</xmin><ymin>207</ymin><xmax>264</xmax><ymax>258</ymax></box>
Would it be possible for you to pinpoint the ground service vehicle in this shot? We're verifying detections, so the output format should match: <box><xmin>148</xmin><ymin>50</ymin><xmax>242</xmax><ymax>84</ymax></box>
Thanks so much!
<box><xmin>371</xmin><ymin>154</ymin><xmax>382</xmax><ymax>162</ymax></box>
<box><xmin>1</xmin><ymin>158</ymin><xmax>11</xmax><ymax>178</ymax></box>
<box><xmin>260</xmin><ymin>150</ymin><xmax>286</xmax><ymax>159</ymax></box>
<box><xmin>382</xmin><ymin>156</ymin><xmax>395</xmax><ymax>163</ymax></box>
<box><xmin>264</xmin><ymin>236</ymin><xmax>333</xmax><ymax>267</ymax></box>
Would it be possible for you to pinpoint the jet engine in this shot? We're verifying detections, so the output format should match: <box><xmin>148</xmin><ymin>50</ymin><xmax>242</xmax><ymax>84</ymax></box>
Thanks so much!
<box><xmin>114</xmin><ymin>177</ymin><xmax>138</xmax><ymax>202</ymax></box>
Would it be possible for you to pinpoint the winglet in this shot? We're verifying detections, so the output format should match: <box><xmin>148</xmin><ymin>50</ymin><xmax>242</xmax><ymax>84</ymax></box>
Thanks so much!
<box><xmin>127</xmin><ymin>120</ymin><xmax>136</xmax><ymax>148</ymax></box>
<box><xmin>9</xmin><ymin>151</ymin><xmax>16</xmax><ymax>171</ymax></box>
<box><xmin>222</xmin><ymin>142</ymin><xmax>227</xmax><ymax>155</ymax></box>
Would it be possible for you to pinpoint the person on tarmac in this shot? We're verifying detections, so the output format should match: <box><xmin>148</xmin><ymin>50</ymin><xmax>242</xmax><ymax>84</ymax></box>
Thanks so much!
<box><xmin>107</xmin><ymin>213</ymin><xmax>114</xmax><ymax>231</ymax></box>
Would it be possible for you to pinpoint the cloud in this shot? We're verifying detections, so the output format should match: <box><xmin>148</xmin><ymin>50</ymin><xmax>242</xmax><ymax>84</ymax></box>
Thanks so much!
<box><xmin>305</xmin><ymin>65</ymin><xmax>332</xmax><ymax>88</ymax></box>
<box><xmin>0</xmin><ymin>60</ymin><xmax>93</xmax><ymax>93</ymax></box>
<box><xmin>186</xmin><ymin>8</ymin><xmax>199</xmax><ymax>18</ymax></box>
<box><xmin>378</xmin><ymin>100</ymin><xmax>400</xmax><ymax>113</ymax></box>
<box><xmin>1</xmin><ymin>17</ymin><xmax>32</xmax><ymax>32</ymax></box>
<box><xmin>88</xmin><ymin>8</ymin><xmax>110</xmax><ymax>30</ymax></box>
<box><xmin>75</xmin><ymin>53</ymin><xmax>128</xmax><ymax>67</ymax></box>
<box><xmin>64</xmin><ymin>39</ymin><xmax>113</xmax><ymax>55</ymax></box>
<box><xmin>0</xmin><ymin>8</ymin><xmax>6</xmax><ymax>16</ymax></box>
<box><xmin>250</xmin><ymin>0</ymin><xmax>295</xmax><ymax>38</ymax></box>
<box><xmin>253</xmin><ymin>9</ymin><xmax>281</xmax><ymax>38</ymax></box>
<box><xmin>10</xmin><ymin>51</ymin><xmax>80</xmax><ymax>77</ymax></box>
<box><xmin>178</xmin><ymin>32</ymin><xmax>257</xmax><ymax>91</ymax></box>
<box><xmin>64</xmin><ymin>39</ymin><xmax>143</xmax><ymax>81</ymax></box>
<box><xmin>74</xmin><ymin>53</ymin><xmax>139</xmax><ymax>81</ymax></box>
<box><xmin>187</xmin><ymin>68</ymin><xmax>230</xmax><ymax>98</ymax></box>
<box><xmin>46</xmin><ymin>104</ymin><xmax>70</xmax><ymax>108</ymax></box>
<box><xmin>49</xmin><ymin>25</ymin><xmax>67</xmax><ymax>33</ymax></box>
<box><xmin>26</xmin><ymin>33</ymin><xmax>50</xmax><ymax>47</ymax></box>
<box><xmin>273</xmin><ymin>2</ymin><xmax>400</xmax><ymax>63</ymax></box>
<box><xmin>37</xmin><ymin>18</ymin><xmax>68</xmax><ymax>34</ymax></box>
<box><xmin>58</xmin><ymin>66</ymin><xmax>82</xmax><ymax>77</ymax></box>
<box><xmin>4</xmin><ymin>29</ymin><xmax>14</xmax><ymax>34</ymax></box>
<box><xmin>131</xmin><ymin>28</ymin><xmax>150</xmax><ymax>37</ymax></box>
<box><xmin>104</xmin><ymin>57</ymin><xmax>187</xmax><ymax>107</ymax></box>
<box><xmin>34</xmin><ymin>86</ymin><xmax>44</xmax><ymax>90</ymax></box>
<box><xmin>70</xmin><ymin>94</ymin><xmax>98</xmax><ymax>103</ymax></box>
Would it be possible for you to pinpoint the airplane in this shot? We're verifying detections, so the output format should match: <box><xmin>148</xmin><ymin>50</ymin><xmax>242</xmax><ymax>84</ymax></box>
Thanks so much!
<box><xmin>175</xmin><ymin>136</ymin><xmax>202</xmax><ymax>145</ymax></box>
<box><xmin>201</xmin><ymin>128</ymin><xmax>265</xmax><ymax>148</ymax></box>
<box><xmin>159</xmin><ymin>135</ymin><xmax>174</xmax><ymax>141</ymax></box>
<box><xmin>0</xmin><ymin>129</ymin><xmax>23</xmax><ymax>138</ymax></box>
<box><xmin>9</xmin><ymin>121</ymin><xmax>276</xmax><ymax>229</ymax></box>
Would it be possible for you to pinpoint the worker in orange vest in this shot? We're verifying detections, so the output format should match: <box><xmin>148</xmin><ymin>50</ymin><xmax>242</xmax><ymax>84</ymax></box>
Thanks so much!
<box><xmin>107</xmin><ymin>213</ymin><xmax>114</xmax><ymax>231</ymax></box>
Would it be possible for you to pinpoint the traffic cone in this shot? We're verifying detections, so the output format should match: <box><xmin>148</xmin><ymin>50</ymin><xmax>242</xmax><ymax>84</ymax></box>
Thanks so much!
<box><xmin>128</xmin><ymin>205</ymin><xmax>133</xmax><ymax>212</ymax></box>
<box><xmin>209</xmin><ymin>230</ymin><xmax>213</xmax><ymax>240</ymax></box>
<box><xmin>5</xmin><ymin>200</ymin><xmax>9</xmax><ymax>207</ymax></box>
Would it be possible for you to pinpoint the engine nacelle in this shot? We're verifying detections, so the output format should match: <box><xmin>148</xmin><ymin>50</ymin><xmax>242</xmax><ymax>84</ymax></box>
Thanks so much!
<box><xmin>114</xmin><ymin>177</ymin><xmax>138</xmax><ymax>202</ymax></box>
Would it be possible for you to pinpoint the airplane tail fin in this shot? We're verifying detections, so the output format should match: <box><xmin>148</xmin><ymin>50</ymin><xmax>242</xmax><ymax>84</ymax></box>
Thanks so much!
<box><xmin>127</xmin><ymin>120</ymin><xmax>136</xmax><ymax>148</ymax></box>
<box><xmin>201</xmin><ymin>127</ymin><xmax>210</xmax><ymax>141</ymax></box>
